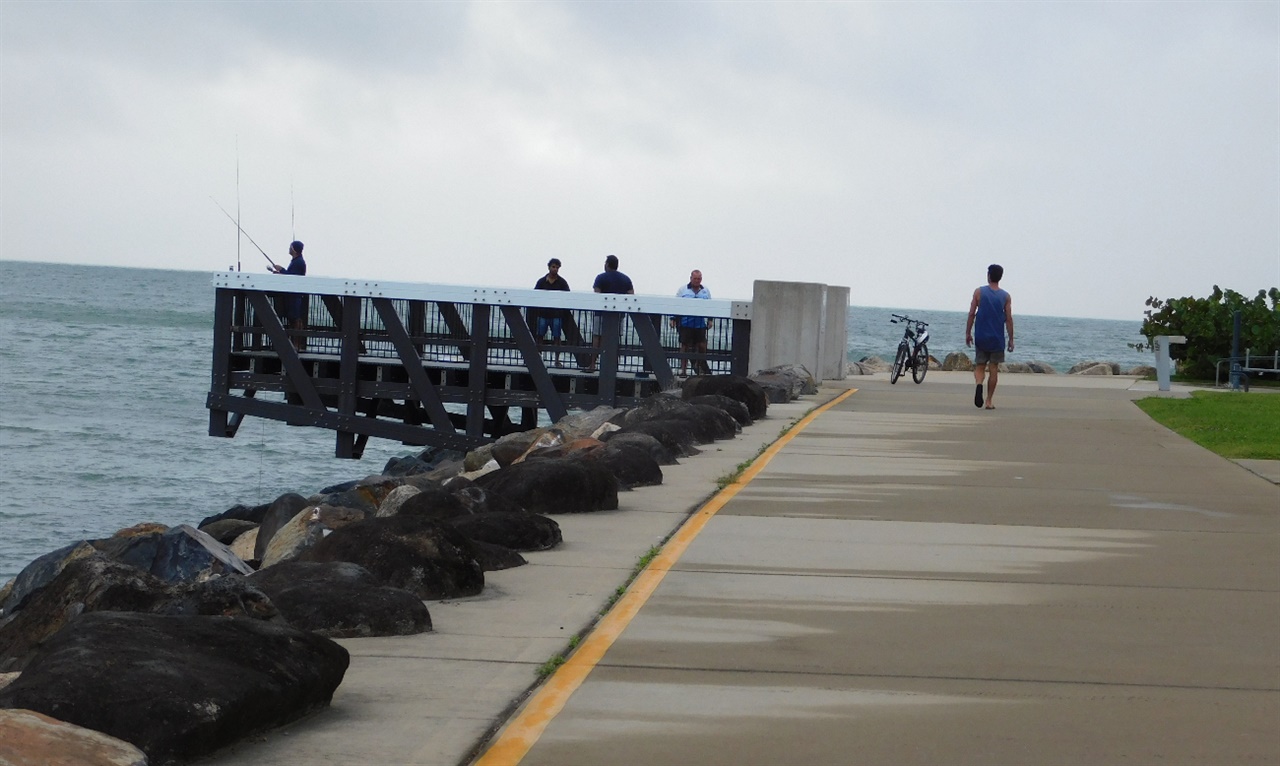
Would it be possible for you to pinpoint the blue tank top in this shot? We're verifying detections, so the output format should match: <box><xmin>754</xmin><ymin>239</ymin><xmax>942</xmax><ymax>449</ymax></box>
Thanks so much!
<box><xmin>974</xmin><ymin>286</ymin><xmax>1008</xmax><ymax>351</ymax></box>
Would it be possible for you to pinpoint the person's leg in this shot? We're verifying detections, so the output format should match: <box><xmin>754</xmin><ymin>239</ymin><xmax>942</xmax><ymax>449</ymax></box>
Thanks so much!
<box><xmin>695</xmin><ymin>336</ymin><xmax>710</xmax><ymax>375</ymax></box>
<box><xmin>973</xmin><ymin>360</ymin><xmax>986</xmax><ymax>408</ymax></box>
<box><xmin>550</xmin><ymin>319</ymin><xmax>564</xmax><ymax>366</ymax></box>
<box><xmin>985</xmin><ymin>366</ymin><xmax>1000</xmax><ymax>409</ymax></box>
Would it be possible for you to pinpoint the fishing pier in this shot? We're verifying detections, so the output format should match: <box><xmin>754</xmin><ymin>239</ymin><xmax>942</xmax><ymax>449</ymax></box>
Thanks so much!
<box><xmin>206</xmin><ymin>272</ymin><xmax>766</xmax><ymax>458</ymax></box>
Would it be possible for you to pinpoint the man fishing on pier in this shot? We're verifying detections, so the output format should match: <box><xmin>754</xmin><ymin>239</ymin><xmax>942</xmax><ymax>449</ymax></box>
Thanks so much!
<box><xmin>271</xmin><ymin>241</ymin><xmax>307</xmax><ymax>351</ymax></box>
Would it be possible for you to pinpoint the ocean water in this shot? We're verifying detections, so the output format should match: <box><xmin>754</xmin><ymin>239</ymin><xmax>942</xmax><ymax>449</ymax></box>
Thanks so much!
<box><xmin>0</xmin><ymin>262</ymin><xmax>1154</xmax><ymax>581</ymax></box>
<box><xmin>847</xmin><ymin>305</ymin><xmax>1150</xmax><ymax>373</ymax></box>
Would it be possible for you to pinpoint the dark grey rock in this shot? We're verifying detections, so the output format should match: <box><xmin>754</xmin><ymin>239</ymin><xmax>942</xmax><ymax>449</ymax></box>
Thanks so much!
<box><xmin>199</xmin><ymin>519</ymin><xmax>258</xmax><ymax>546</ymax></box>
<box><xmin>301</xmin><ymin>515</ymin><xmax>485</xmax><ymax>600</ymax></box>
<box><xmin>0</xmin><ymin>554</ymin><xmax>277</xmax><ymax>673</ymax></box>
<box><xmin>93</xmin><ymin>525</ymin><xmax>253</xmax><ymax>584</ymax></box>
<box><xmin>446</xmin><ymin>511</ymin><xmax>563</xmax><ymax>552</ymax></box>
<box><xmin>688</xmin><ymin>394</ymin><xmax>752</xmax><ymax>426</ymax></box>
<box><xmin>679</xmin><ymin>375</ymin><xmax>769</xmax><ymax>419</ymax></box>
<box><xmin>598</xmin><ymin>431</ymin><xmax>679</xmax><ymax>465</ymax></box>
<box><xmin>0</xmin><ymin>611</ymin><xmax>348</xmax><ymax>766</ymax></box>
<box><xmin>614</xmin><ymin>420</ymin><xmax>702</xmax><ymax>458</ymax></box>
<box><xmin>247</xmin><ymin>561</ymin><xmax>431</xmax><ymax>638</ymax></box>
<box><xmin>0</xmin><ymin>541</ymin><xmax>97</xmax><ymax>617</ymax></box>
<box><xmin>475</xmin><ymin>457</ymin><xmax>619</xmax><ymax>514</ymax></box>
<box><xmin>198</xmin><ymin>501</ymin><xmax>271</xmax><ymax>529</ymax></box>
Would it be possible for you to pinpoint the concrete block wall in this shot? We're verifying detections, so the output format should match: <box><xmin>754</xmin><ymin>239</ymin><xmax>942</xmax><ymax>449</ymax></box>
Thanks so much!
<box><xmin>749</xmin><ymin>280</ymin><xmax>849</xmax><ymax>381</ymax></box>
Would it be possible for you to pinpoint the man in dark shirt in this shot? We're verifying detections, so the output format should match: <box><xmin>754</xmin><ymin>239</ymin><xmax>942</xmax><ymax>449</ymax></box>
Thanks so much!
<box><xmin>271</xmin><ymin>241</ymin><xmax>307</xmax><ymax>351</ymax></box>
<box><xmin>586</xmin><ymin>255</ymin><xmax>634</xmax><ymax>371</ymax></box>
<box><xmin>532</xmin><ymin>258</ymin><xmax>570</xmax><ymax>367</ymax></box>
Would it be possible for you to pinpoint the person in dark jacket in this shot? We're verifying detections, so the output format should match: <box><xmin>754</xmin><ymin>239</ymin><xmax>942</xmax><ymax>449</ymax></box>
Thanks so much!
<box><xmin>271</xmin><ymin>241</ymin><xmax>307</xmax><ymax>351</ymax></box>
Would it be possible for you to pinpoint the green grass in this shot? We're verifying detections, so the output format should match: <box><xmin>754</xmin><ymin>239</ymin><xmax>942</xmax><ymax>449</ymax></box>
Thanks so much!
<box><xmin>1135</xmin><ymin>391</ymin><xmax>1280</xmax><ymax>460</ymax></box>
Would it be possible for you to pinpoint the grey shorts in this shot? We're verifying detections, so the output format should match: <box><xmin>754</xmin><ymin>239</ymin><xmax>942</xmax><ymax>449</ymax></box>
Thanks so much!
<box><xmin>975</xmin><ymin>348</ymin><xmax>1005</xmax><ymax>365</ymax></box>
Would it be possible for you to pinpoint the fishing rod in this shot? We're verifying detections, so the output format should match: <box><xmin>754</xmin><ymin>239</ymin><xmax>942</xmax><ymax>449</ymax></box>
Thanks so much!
<box><xmin>210</xmin><ymin>196</ymin><xmax>279</xmax><ymax>270</ymax></box>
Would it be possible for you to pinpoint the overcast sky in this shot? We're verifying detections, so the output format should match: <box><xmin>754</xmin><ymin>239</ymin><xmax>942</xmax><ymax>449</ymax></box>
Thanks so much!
<box><xmin>2</xmin><ymin>1</ymin><xmax>1276</xmax><ymax>320</ymax></box>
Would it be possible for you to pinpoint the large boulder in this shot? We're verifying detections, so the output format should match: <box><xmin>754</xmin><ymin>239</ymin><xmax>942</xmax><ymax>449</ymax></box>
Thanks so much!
<box><xmin>254</xmin><ymin>493</ymin><xmax>311</xmax><ymax>561</ymax></box>
<box><xmin>1072</xmin><ymin>362</ymin><xmax>1115</xmax><ymax>375</ymax></box>
<box><xmin>1</xmin><ymin>541</ymin><xmax>98</xmax><ymax>616</ymax></box>
<box><xmin>260</xmin><ymin>505</ymin><xmax>368</xmax><ymax>569</ymax></box>
<box><xmin>395</xmin><ymin>486</ymin><xmax>471</xmax><ymax>521</ymax></box>
<box><xmin>594</xmin><ymin>442</ymin><xmax>664</xmax><ymax>489</ymax></box>
<box><xmin>688</xmin><ymin>404</ymin><xmax>740</xmax><ymax>442</ymax></box>
<box><xmin>445</xmin><ymin>512</ymin><xmax>562</xmax><ymax>552</ymax></box>
<box><xmin>752</xmin><ymin>364</ymin><xmax>818</xmax><ymax>397</ymax></box>
<box><xmin>490</xmin><ymin>428</ymin><xmax>558</xmax><ymax>467</ymax></box>
<box><xmin>1068</xmin><ymin>360</ymin><xmax>1121</xmax><ymax>375</ymax></box>
<box><xmin>599</xmin><ymin>431</ymin><xmax>679</xmax><ymax>466</ymax></box>
<box><xmin>92</xmin><ymin>525</ymin><xmax>253</xmax><ymax>584</ymax></box>
<box><xmin>611</xmin><ymin>420</ymin><xmax>701</xmax><ymax>458</ymax></box>
<box><xmin>688</xmin><ymin>394</ymin><xmax>752</xmax><ymax>426</ymax></box>
<box><xmin>752</xmin><ymin>379</ymin><xmax>792</xmax><ymax>403</ymax></box>
<box><xmin>1000</xmin><ymin>362</ymin><xmax>1033</xmax><ymax>373</ymax></box>
<box><xmin>301</xmin><ymin>515</ymin><xmax>485</xmax><ymax>600</ymax></box>
<box><xmin>0</xmin><ymin>554</ymin><xmax>277</xmax><ymax>673</ymax></box>
<box><xmin>475</xmin><ymin>457</ymin><xmax>619</xmax><ymax>514</ymax></box>
<box><xmin>553</xmin><ymin>407</ymin><xmax>627</xmax><ymax>440</ymax></box>
<box><xmin>1027</xmin><ymin>361</ymin><xmax>1058</xmax><ymax>374</ymax></box>
<box><xmin>0</xmin><ymin>611</ymin><xmax>349</xmax><ymax>765</ymax></box>
<box><xmin>0</xmin><ymin>708</ymin><xmax>148</xmax><ymax>766</ymax></box>
<box><xmin>941</xmin><ymin>352</ymin><xmax>974</xmax><ymax>371</ymax></box>
<box><xmin>1128</xmin><ymin>364</ymin><xmax>1157</xmax><ymax>377</ymax></box>
<box><xmin>197</xmin><ymin>500</ymin><xmax>271</xmax><ymax>529</ymax></box>
<box><xmin>316</xmin><ymin>477</ymin><xmax>400</xmax><ymax>514</ymax></box>
<box><xmin>468</xmin><ymin>541</ymin><xmax>528</xmax><ymax>572</ymax></box>
<box><xmin>619</xmin><ymin>394</ymin><xmax>699</xmax><ymax>426</ymax></box>
<box><xmin>199</xmin><ymin>518</ymin><xmax>258</xmax><ymax>546</ymax></box>
<box><xmin>679</xmin><ymin>375</ymin><xmax>768</xmax><ymax>420</ymax></box>
<box><xmin>247</xmin><ymin>561</ymin><xmax>432</xmax><ymax>638</ymax></box>
<box><xmin>447</xmin><ymin>480</ymin><xmax>531</xmax><ymax>515</ymax></box>
<box><xmin>377</xmin><ymin>484</ymin><xmax>422</xmax><ymax>517</ymax></box>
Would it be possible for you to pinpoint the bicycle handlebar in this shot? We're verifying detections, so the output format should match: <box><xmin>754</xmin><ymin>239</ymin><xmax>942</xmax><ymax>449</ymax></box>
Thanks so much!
<box><xmin>890</xmin><ymin>314</ymin><xmax>929</xmax><ymax>327</ymax></box>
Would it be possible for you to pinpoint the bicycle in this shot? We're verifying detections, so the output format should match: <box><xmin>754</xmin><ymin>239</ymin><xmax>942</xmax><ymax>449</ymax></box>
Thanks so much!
<box><xmin>889</xmin><ymin>314</ymin><xmax>930</xmax><ymax>385</ymax></box>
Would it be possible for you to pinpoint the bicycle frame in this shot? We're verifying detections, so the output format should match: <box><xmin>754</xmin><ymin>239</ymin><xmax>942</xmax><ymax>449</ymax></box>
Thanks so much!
<box><xmin>889</xmin><ymin>314</ymin><xmax>930</xmax><ymax>384</ymax></box>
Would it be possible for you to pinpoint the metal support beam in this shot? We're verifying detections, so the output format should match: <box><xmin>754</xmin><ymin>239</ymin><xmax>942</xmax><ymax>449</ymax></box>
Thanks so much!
<box><xmin>372</xmin><ymin>298</ymin><xmax>458</xmax><ymax>432</ymax></box>
<box><xmin>245</xmin><ymin>292</ymin><xmax>326</xmax><ymax>410</ymax></box>
<box><xmin>500</xmin><ymin>305</ymin><xmax>569</xmax><ymax>423</ymax></box>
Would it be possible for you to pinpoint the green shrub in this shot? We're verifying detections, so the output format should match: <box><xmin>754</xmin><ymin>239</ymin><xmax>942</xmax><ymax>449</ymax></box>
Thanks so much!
<box><xmin>1135</xmin><ymin>286</ymin><xmax>1279</xmax><ymax>379</ymax></box>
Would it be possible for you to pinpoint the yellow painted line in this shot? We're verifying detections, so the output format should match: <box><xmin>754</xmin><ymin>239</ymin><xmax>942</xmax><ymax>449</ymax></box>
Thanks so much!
<box><xmin>474</xmin><ymin>388</ymin><xmax>858</xmax><ymax>766</ymax></box>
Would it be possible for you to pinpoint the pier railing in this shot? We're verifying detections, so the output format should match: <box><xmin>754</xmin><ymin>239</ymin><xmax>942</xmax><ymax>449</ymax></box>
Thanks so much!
<box><xmin>207</xmin><ymin>273</ymin><xmax>751</xmax><ymax>458</ymax></box>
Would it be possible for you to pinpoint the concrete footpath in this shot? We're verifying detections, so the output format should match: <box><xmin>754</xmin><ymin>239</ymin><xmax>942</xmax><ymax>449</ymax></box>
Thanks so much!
<box><xmin>209</xmin><ymin>372</ymin><xmax>1280</xmax><ymax>766</ymax></box>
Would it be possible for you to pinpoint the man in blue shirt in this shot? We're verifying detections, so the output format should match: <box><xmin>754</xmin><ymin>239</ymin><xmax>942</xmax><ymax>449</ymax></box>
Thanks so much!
<box><xmin>586</xmin><ymin>255</ymin><xmax>633</xmax><ymax>371</ymax></box>
<box><xmin>670</xmin><ymin>269</ymin><xmax>712</xmax><ymax>376</ymax></box>
<box><xmin>965</xmin><ymin>264</ymin><xmax>1014</xmax><ymax>409</ymax></box>
<box><xmin>271</xmin><ymin>241</ymin><xmax>307</xmax><ymax>351</ymax></box>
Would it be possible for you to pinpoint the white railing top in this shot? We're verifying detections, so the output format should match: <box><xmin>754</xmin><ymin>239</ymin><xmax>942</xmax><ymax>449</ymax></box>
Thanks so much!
<box><xmin>212</xmin><ymin>271</ymin><xmax>752</xmax><ymax>319</ymax></box>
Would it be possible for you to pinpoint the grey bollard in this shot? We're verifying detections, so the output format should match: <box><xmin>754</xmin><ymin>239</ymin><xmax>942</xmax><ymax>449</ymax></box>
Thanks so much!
<box><xmin>1154</xmin><ymin>335</ymin><xmax>1187</xmax><ymax>392</ymax></box>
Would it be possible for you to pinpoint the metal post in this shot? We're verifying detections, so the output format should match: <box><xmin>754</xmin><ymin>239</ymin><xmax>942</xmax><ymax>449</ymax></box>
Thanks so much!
<box><xmin>1230</xmin><ymin>310</ymin><xmax>1242</xmax><ymax>390</ymax></box>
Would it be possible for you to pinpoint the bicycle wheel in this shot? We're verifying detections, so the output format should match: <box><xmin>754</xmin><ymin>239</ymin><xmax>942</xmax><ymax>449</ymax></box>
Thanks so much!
<box><xmin>890</xmin><ymin>343</ymin><xmax>908</xmax><ymax>384</ymax></box>
<box><xmin>912</xmin><ymin>343</ymin><xmax>929</xmax><ymax>384</ymax></box>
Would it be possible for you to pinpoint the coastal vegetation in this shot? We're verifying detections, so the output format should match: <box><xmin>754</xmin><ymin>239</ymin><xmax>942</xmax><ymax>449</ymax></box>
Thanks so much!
<box><xmin>1136</xmin><ymin>391</ymin><xmax>1280</xmax><ymax>460</ymax></box>
<box><xmin>1135</xmin><ymin>286</ymin><xmax>1279</xmax><ymax>379</ymax></box>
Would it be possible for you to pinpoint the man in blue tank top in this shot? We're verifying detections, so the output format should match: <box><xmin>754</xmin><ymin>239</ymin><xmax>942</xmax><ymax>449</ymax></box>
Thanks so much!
<box><xmin>965</xmin><ymin>264</ymin><xmax>1014</xmax><ymax>409</ymax></box>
